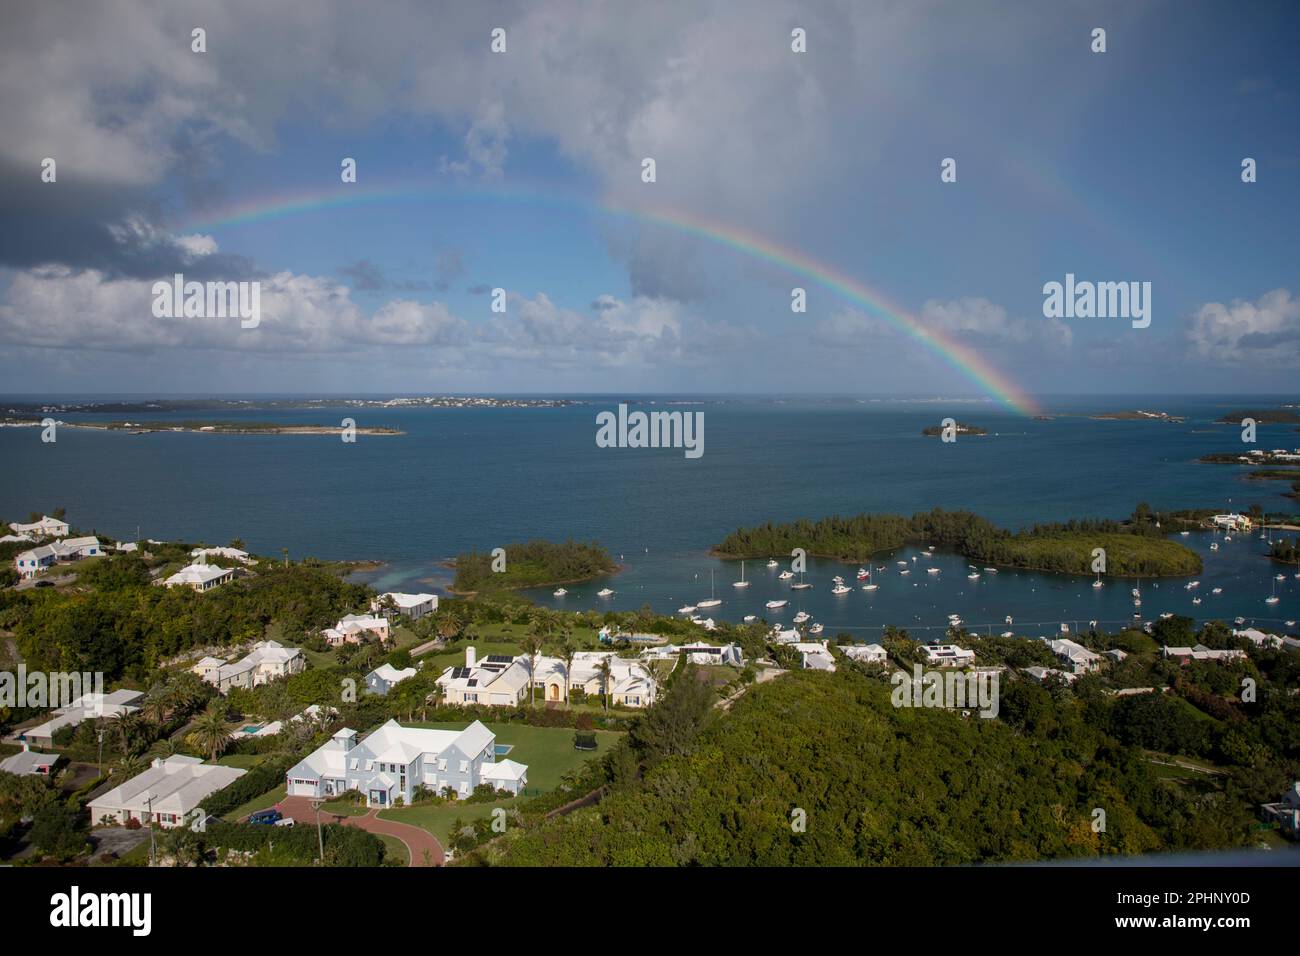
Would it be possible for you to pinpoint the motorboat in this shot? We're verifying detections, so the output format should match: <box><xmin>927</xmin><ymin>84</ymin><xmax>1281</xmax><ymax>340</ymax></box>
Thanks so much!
<box><xmin>553</xmin><ymin>588</ymin><xmax>568</xmax><ymax>597</ymax></box>
<box><xmin>779</xmin><ymin>570</ymin><xmax>794</xmax><ymax>580</ymax></box>
<box><xmin>1211</xmin><ymin>587</ymin><xmax>1222</xmax><ymax>595</ymax></box>
<box><xmin>793</xmin><ymin>611</ymin><xmax>810</xmax><ymax>624</ymax></box>
<box><xmin>766</xmin><ymin>559</ymin><xmax>779</xmax><ymax>568</ymax></box>
<box><xmin>857</xmin><ymin>568</ymin><xmax>870</xmax><ymax>579</ymax></box>
<box><xmin>808</xmin><ymin>623</ymin><xmax>824</xmax><ymax>635</ymax></box>
<box><xmin>743</xmin><ymin>614</ymin><xmax>757</xmax><ymax>623</ymax></box>
<box><xmin>597</xmin><ymin>588</ymin><xmax>614</xmax><ymax>597</ymax></box>
<box><xmin>927</xmin><ymin>567</ymin><xmax>941</xmax><ymax>574</ymax></box>
<box><xmin>862</xmin><ymin>582</ymin><xmax>879</xmax><ymax>591</ymax></box>
<box><xmin>831</xmin><ymin>584</ymin><xmax>851</xmax><ymax>595</ymax></box>
<box><xmin>765</xmin><ymin>599</ymin><xmax>788</xmax><ymax>610</ymax></box>
<box><xmin>678</xmin><ymin>605</ymin><xmax>697</xmax><ymax>614</ymax></box>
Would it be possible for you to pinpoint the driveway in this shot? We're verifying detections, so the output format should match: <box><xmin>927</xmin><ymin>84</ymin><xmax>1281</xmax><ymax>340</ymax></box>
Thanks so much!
<box><xmin>267</xmin><ymin>795</ymin><xmax>444</xmax><ymax>867</ymax></box>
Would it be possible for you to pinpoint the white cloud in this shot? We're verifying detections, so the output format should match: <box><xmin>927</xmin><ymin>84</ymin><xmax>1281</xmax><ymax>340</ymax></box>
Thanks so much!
<box><xmin>1186</xmin><ymin>288</ymin><xmax>1300</xmax><ymax>364</ymax></box>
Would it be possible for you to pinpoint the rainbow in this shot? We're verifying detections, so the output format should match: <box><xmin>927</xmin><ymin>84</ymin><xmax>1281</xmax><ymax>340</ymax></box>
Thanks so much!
<box><xmin>183</xmin><ymin>184</ymin><xmax>1042</xmax><ymax>415</ymax></box>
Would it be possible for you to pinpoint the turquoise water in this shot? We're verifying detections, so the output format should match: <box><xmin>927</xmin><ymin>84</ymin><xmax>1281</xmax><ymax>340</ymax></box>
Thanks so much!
<box><xmin>1</xmin><ymin>393</ymin><xmax>1296</xmax><ymax>635</ymax></box>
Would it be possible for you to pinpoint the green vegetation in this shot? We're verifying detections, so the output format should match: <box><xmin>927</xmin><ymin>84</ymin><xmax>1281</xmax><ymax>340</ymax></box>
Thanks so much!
<box><xmin>1217</xmin><ymin>409</ymin><xmax>1300</xmax><ymax>424</ymax></box>
<box><xmin>714</xmin><ymin>505</ymin><xmax>1202</xmax><ymax>576</ymax></box>
<box><xmin>921</xmin><ymin>422</ymin><xmax>986</xmax><ymax>436</ymax></box>
<box><xmin>451</xmin><ymin>539</ymin><xmax>617</xmax><ymax>592</ymax></box>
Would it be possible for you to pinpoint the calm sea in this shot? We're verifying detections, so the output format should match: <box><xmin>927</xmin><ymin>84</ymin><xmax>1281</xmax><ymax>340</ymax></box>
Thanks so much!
<box><xmin>1</xmin><ymin>393</ymin><xmax>1296</xmax><ymax>637</ymax></box>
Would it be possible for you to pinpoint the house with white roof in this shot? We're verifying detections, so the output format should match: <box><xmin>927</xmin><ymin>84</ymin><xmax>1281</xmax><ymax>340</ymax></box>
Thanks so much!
<box><xmin>793</xmin><ymin>641</ymin><xmax>837</xmax><ymax>672</ymax></box>
<box><xmin>437</xmin><ymin>648</ymin><xmax>532</xmax><ymax>707</ymax></box>
<box><xmin>193</xmin><ymin>640</ymin><xmax>305</xmax><ymax>693</ymax></box>
<box><xmin>190</xmin><ymin>546</ymin><xmax>253</xmax><ymax>564</ymax></box>
<box><xmin>919</xmin><ymin>644</ymin><xmax>977</xmax><ymax>667</ymax></box>
<box><xmin>436</xmin><ymin>646</ymin><xmax>658</xmax><ymax>708</ymax></box>
<box><xmin>22</xmin><ymin>689</ymin><xmax>144</xmax><ymax>749</ymax></box>
<box><xmin>13</xmin><ymin>536</ymin><xmax>104</xmax><ymax>578</ymax></box>
<box><xmin>1235</xmin><ymin>628</ymin><xmax>1284</xmax><ymax>649</ymax></box>
<box><xmin>0</xmin><ymin>533</ymin><xmax>34</xmax><ymax>545</ymax></box>
<box><xmin>366</xmin><ymin>663</ymin><xmax>418</xmax><ymax>695</ymax></box>
<box><xmin>841</xmin><ymin>643</ymin><xmax>888</xmax><ymax>665</ymax></box>
<box><xmin>285</xmin><ymin>719</ymin><xmax>528</xmax><ymax>806</ymax></box>
<box><xmin>323</xmin><ymin>613</ymin><xmax>391</xmax><ymax>646</ymax></box>
<box><xmin>9</xmin><ymin>515</ymin><xmax>70</xmax><ymax>539</ymax></box>
<box><xmin>1045</xmin><ymin>638</ymin><xmax>1103</xmax><ymax>674</ymax></box>
<box><xmin>163</xmin><ymin>562</ymin><xmax>235</xmax><ymax>592</ymax></box>
<box><xmin>87</xmin><ymin>755</ymin><xmax>246</xmax><ymax>828</ymax></box>
<box><xmin>1260</xmin><ymin>781</ymin><xmax>1300</xmax><ymax>841</ymax></box>
<box><xmin>0</xmin><ymin>743</ymin><xmax>62</xmax><ymax>777</ymax></box>
<box><xmin>1212</xmin><ymin>513</ymin><xmax>1253</xmax><ymax>532</ymax></box>
<box><xmin>1022</xmin><ymin>665</ymin><xmax>1079</xmax><ymax>685</ymax></box>
<box><xmin>1161</xmin><ymin>644</ymin><xmax>1248</xmax><ymax>664</ymax></box>
<box><xmin>371</xmin><ymin>592</ymin><xmax>438</xmax><ymax>621</ymax></box>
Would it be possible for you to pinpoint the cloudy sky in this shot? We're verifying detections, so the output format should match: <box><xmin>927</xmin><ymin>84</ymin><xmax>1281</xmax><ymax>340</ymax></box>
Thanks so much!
<box><xmin>0</xmin><ymin>0</ymin><xmax>1296</xmax><ymax>399</ymax></box>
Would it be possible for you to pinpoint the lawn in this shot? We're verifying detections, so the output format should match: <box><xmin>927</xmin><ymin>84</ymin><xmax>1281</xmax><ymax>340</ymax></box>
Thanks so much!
<box><xmin>403</xmin><ymin>720</ymin><xmax>620</xmax><ymax>792</ymax></box>
<box><xmin>223</xmin><ymin>783</ymin><xmax>286</xmax><ymax>822</ymax></box>
<box><xmin>377</xmin><ymin>833</ymin><xmax>410</xmax><ymax>865</ymax></box>
<box><xmin>379</xmin><ymin>799</ymin><xmax>505</xmax><ymax>846</ymax></box>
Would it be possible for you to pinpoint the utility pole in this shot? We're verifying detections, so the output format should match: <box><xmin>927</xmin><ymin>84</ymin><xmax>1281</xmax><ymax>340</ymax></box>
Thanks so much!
<box><xmin>145</xmin><ymin>793</ymin><xmax>157</xmax><ymax>866</ymax></box>
<box><xmin>310</xmin><ymin>798</ymin><xmax>325</xmax><ymax>865</ymax></box>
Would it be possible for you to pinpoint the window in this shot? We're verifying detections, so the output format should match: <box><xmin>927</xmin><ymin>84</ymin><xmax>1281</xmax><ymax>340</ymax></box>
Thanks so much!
<box><xmin>459</xmin><ymin>761</ymin><xmax>468</xmax><ymax>773</ymax></box>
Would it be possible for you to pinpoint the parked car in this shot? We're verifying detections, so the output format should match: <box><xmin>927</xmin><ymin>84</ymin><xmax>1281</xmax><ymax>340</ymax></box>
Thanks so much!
<box><xmin>274</xmin><ymin>817</ymin><xmax>295</xmax><ymax>827</ymax></box>
<box><xmin>248</xmin><ymin>808</ymin><xmax>282</xmax><ymax>825</ymax></box>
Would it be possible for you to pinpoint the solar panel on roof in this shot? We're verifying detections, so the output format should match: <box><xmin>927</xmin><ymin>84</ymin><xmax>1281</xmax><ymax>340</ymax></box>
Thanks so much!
<box><xmin>486</xmin><ymin>655</ymin><xmax>512</xmax><ymax>663</ymax></box>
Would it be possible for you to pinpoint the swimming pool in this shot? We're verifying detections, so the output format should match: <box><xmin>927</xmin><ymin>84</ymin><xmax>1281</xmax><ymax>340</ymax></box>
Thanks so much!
<box><xmin>494</xmin><ymin>744</ymin><xmax>513</xmax><ymax>756</ymax></box>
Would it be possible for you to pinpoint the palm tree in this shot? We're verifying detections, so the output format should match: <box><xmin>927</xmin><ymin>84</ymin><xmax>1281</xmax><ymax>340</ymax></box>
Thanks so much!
<box><xmin>186</xmin><ymin>699</ymin><xmax>230</xmax><ymax>762</ymax></box>
<box><xmin>148</xmin><ymin>737</ymin><xmax>179</xmax><ymax>760</ymax></box>
<box><xmin>142</xmin><ymin>683</ymin><xmax>169</xmax><ymax>727</ymax></box>
<box><xmin>112</xmin><ymin>754</ymin><xmax>145</xmax><ymax>780</ymax></box>
<box><xmin>596</xmin><ymin>657</ymin><xmax>613</xmax><ymax>712</ymax></box>
<box><xmin>424</xmin><ymin>682</ymin><xmax>444</xmax><ymax>720</ymax></box>
<box><xmin>520</xmin><ymin>631</ymin><xmax>545</xmax><ymax>707</ymax></box>
<box><xmin>559</xmin><ymin>637</ymin><xmax>577</xmax><ymax>707</ymax></box>
<box><xmin>108</xmin><ymin>711</ymin><xmax>143</xmax><ymax>756</ymax></box>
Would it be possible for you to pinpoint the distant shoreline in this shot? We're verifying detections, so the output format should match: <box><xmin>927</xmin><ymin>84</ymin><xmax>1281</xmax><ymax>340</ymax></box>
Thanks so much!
<box><xmin>0</xmin><ymin>418</ymin><xmax>403</xmax><ymax>437</ymax></box>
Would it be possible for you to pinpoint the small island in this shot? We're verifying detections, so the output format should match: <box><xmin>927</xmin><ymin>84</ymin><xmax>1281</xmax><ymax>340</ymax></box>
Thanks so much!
<box><xmin>1200</xmin><ymin>450</ymin><xmax>1300</xmax><ymax>466</ymax></box>
<box><xmin>713</xmin><ymin>505</ymin><xmax>1203</xmax><ymax>577</ymax></box>
<box><xmin>1216</xmin><ymin>409</ymin><xmax>1300</xmax><ymax>425</ymax></box>
<box><xmin>450</xmin><ymin>539</ymin><xmax>618</xmax><ymax>593</ymax></box>
<box><xmin>921</xmin><ymin>422</ymin><xmax>987</xmax><ymax>437</ymax></box>
<box><xmin>1089</xmin><ymin>410</ymin><xmax>1185</xmax><ymax>422</ymax></box>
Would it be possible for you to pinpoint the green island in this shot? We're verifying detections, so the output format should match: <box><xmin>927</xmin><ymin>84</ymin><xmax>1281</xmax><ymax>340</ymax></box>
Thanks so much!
<box><xmin>713</xmin><ymin>505</ymin><xmax>1203</xmax><ymax>576</ymax></box>
<box><xmin>1200</xmin><ymin>451</ymin><xmax>1300</xmax><ymax>466</ymax></box>
<box><xmin>451</xmin><ymin>539</ymin><xmax>618</xmax><ymax>592</ymax></box>
<box><xmin>1216</xmin><ymin>409</ymin><xmax>1300</xmax><ymax>425</ymax></box>
<box><xmin>1089</xmin><ymin>410</ymin><xmax>1185</xmax><ymax>422</ymax></box>
<box><xmin>920</xmin><ymin>422</ymin><xmax>987</xmax><ymax>436</ymax></box>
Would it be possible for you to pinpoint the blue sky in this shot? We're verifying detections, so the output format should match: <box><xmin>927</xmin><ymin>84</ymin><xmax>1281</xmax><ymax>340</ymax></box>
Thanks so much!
<box><xmin>0</xmin><ymin>0</ymin><xmax>1296</xmax><ymax>400</ymax></box>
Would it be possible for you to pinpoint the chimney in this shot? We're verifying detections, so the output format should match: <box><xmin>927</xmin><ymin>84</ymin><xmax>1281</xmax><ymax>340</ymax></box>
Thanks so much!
<box><xmin>465</xmin><ymin>646</ymin><xmax>476</xmax><ymax>668</ymax></box>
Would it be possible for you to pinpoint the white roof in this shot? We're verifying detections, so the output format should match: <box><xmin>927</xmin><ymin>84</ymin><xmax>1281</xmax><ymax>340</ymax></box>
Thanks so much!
<box><xmin>287</xmin><ymin>719</ymin><xmax>497</xmax><ymax>782</ymax></box>
<box><xmin>0</xmin><ymin>749</ymin><xmax>58</xmax><ymax>774</ymax></box>
<box><xmin>369</xmin><ymin>663</ymin><xmax>417</xmax><ymax>684</ymax></box>
<box><xmin>88</xmin><ymin>755</ymin><xmax>245</xmax><ymax>817</ymax></box>
<box><xmin>379</xmin><ymin>592</ymin><xmax>437</xmax><ymax>609</ymax></box>
<box><xmin>481</xmin><ymin>758</ymin><xmax>528</xmax><ymax>783</ymax></box>
<box><xmin>164</xmin><ymin>563</ymin><xmax>232</xmax><ymax>586</ymax></box>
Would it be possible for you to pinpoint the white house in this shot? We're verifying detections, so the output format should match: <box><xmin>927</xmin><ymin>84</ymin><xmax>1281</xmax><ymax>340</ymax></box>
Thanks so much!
<box><xmin>365</xmin><ymin>663</ymin><xmax>418</xmax><ymax>695</ymax></box>
<box><xmin>1211</xmin><ymin>513</ymin><xmax>1253</xmax><ymax>532</ymax></box>
<box><xmin>190</xmin><ymin>546</ymin><xmax>253</xmax><ymax>564</ymax></box>
<box><xmin>1235</xmin><ymin>628</ymin><xmax>1284</xmax><ymax>649</ymax></box>
<box><xmin>919</xmin><ymin>644</ymin><xmax>977</xmax><ymax>667</ymax></box>
<box><xmin>14</xmin><ymin>536</ymin><xmax>104</xmax><ymax>579</ymax></box>
<box><xmin>285</xmin><ymin>719</ymin><xmax>528</xmax><ymax>806</ymax></box>
<box><xmin>792</xmin><ymin>641</ymin><xmax>837</xmax><ymax>672</ymax></box>
<box><xmin>0</xmin><ymin>743</ymin><xmax>61</xmax><ymax>777</ymax></box>
<box><xmin>1045</xmin><ymin>638</ymin><xmax>1103</xmax><ymax>674</ymax></box>
<box><xmin>1260</xmin><ymin>781</ymin><xmax>1300</xmax><ymax>841</ymax></box>
<box><xmin>437</xmin><ymin>647</ymin><xmax>658</xmax><ymax>708</ymax></box>
<box><xmin>163</xmin><ymin>563</ymin><xmax>235</xmax><ymax>592</ymax></box>
<box><xmin>22</xmin><ymin>689</ymin><xmax>144</xmax><ymax>749</ymax></box>
<box><xmin>841</xmin><ymin>643</ymin><xmax>888</xmax><ymax>664</ymax></box>
<box><xmin>193</xmin><ymin>640</ymin><xmax>305</xmax><ymax>693</ymax></box>
<box><xmin>370</xmin><ymin>592</ymin><xmax>438</xmax><ymax>621</ymax></box>
<box><xmin>9</xmin><ymin>516</ymin><xmax>70</xmax><ymax>539</ymax></box>
<box><xmin>1022</xmin><ymin>666</ymin><xmax>1079</xmax><ymax>685</ymax></box>
<box><xmin>88</xmin><ymin>755</ymin><xmax>246</xmax><ymax>829</ymax></box>
<box><xmin>1161</xmin><ymin>644</ymin><xmax>1247</xmax><ymax>664</ymax></box>
<box><xmin>323</xmin><ymin>613</ymin><xmax>391</xmax><ymax>646</ymax></box>
<box><xmin>0</xmin><ymin>533</ymin><xmax>33</xmax><ymax>545</ymax></box>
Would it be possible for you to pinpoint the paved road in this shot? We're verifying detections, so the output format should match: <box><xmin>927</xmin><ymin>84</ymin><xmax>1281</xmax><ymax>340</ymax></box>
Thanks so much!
<box><xmin>270</xmin><ymin>795</ymin><xmax>445</xmax><ymax>867</ymax></box>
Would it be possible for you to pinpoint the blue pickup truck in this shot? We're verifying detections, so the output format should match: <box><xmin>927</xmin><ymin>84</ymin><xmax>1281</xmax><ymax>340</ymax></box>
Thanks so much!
<box><xmin>248</xmin><ymin>808</ymin><xmax>283</xmax><ymax>825</ymax></box>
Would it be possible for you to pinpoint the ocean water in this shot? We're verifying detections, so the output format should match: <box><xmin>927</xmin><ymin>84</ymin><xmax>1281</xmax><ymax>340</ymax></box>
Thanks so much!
<box><xmin>1</xmin><ymin>393</ymin><xmax>1296</xmax><ymax>636</ymax></box>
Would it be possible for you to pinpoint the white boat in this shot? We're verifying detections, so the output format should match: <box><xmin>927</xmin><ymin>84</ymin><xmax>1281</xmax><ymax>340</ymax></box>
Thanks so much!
<box><xmin>597</xmin><ymin>588</ymin><xmax>614</xmax><ymax>597</ymax></box>
<box><xmin>897</xmin><ymin>561</ymin><xmax>908</xmax><ymax>567</ymax></box>
<box><xmin>922</xmin><ymin>550</ymin><xmax>934</xmax><ymax>557</ymax></box>
<box><xmin>832</xmin><ymin>584</ymin><xmax>851</xmax><ymax>595</ymax></box>
<box><xmin>1266</xmin><ymin>595</ymin><xmax>1280</xmax><ymax>605</ymax></box>
<box><xmin>1211</xmin><ymin>587</ymin><xmax>1222</xmax><ymax>595</ymax></box>
<box><xmin>927</xmin><ymin>567</ymin><xmax>941</xmax><ymax>575</ymax></box>
<box><xmin>1210</xmin><ymin>542</ymin><xmax>1219</xmax><ymax>551</ymax></box>
<box><xmin>678</xmin><ymin>605</ymin><xmax>697</xmax><ymax>614</ymax></box>
<box><xmin>1000</xmin><ymin>630</ymin><xmax>1014</xmax><ymax>638</ymax></box>
<box><xmin>1234</xmin><ymin>616</ymin><xmax>1245</xmax><ymax>625</ymax></box>
<box><xmin>856</xmin><ymin>568</ymin><xmax>870</xmax><ymax>579</ymax></box>
<box><xmin>743</xmin><ymin>614</ymin><xmax>757</xmax><ymax>623</ymax></box>
<box><xmin>765</xmin><ymin>599</ymin><xmax>788</xmax><ymax>610</ymax></box>
<box><xmin>553</xmin><ymin>588</ymin><xmax>568</xmax><ymax>597</ymax></box>
<box><xmin>967</xmin><ymin>572</ymin><xmax>980</xmax><ymax>580</ymax></box>
<box><xmin>1224</xmin><ymin>535</ymin><xmax>1232</xmax><ymax>542</ymax></box>
<box><xmin>1004</xmin><ymin>615</ymin><xmax>1014</xmax><ymax>625</ymax></box>
<box><xmin>766</xmin><ymin>559</ymin><xmax>779</xmax><ymax>568</ymax></box>
<box><xmin>1180</xmin><ymin>530</ymin><xmax>1190</xmax><ymax>536</ymax></box>
<box><xmin>1276</xmin><ymin>574</ymin><xmax>1287</xmax><ymax>581</ymax></box>
<box><xmin>862</xmin><ymin>583</ymin><xmax>879</xmax><ymax>591</ymax></box>
<box><xmin>793</xmin><ymin>611</ymin><xmax>810</xmax><ymax>624</ymax></box>
<box><xmin>899</xmin><ymin>569</ymin><xmax>911</xmax><ymax>575</ymax></box>
<box><xmin>778</xmin><ymin>570</ymin><xmax>794</xmax><ymax>580</ymax></box>
<box><xmin>733</xmin><ymin>561</ymin><xmax>750</xmax><ymax>588</ymax></box>
<box><xmin>1192</xmin><ymin>597</ymin><xmax>1202</xmax><ymax>605</ymax></box>
<box><xmin>832</xmin><ymin>575</ymin><xmax>845</xmax><ymax>584</ymax></box>
<box><xmin>790</xmin><ymin>571</ymin><xmax>813</xmax><ymax>590</ymax></box>
<box><xmin>808</xmin><ymin>623</ymin><xmax>824</xmax><ymax>635</ymax></box>
<box><xmin>984</xmin><ymin>567</ymin><xmax>997</xmax><ymax>573</ymax></box>
<box><xmin>1131</xmin><ymin>588</ymin><xmax>1141</xmax><ymax>598</ymax></box>
<box><xmin>1092</xmin><ymin>572</ymin><xmax>1104</xmax><ymax>589</ymax></box>
<box><xmin>1187</xmin><ymin>580</ymin><xmax>1200</xmax><ymax>589</ymax></box>
<box><xmin>1286</xmin><ymin>620</ymin><xmax>1297</xmax><ymax>627</ymax></box>
<box><xmin>697</xmin><ymin>571</ymin><xmax>722</xmax><ymax>608</ymax></box>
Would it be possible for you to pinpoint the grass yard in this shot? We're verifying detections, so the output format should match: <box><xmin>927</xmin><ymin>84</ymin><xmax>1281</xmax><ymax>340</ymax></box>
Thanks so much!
<box><xmin>403</xmin><ymin>720</ymin><xmax>620</xmax><ymax>792</ymax></box>
<box><xmin>223</xmin><ymin>783</ymin><xmax>286</xmax><ymax>822</ymax></box>
<box><xmin>380</xmin><ymin>799</ymin><xmax>505</xmax><ymax>846</ymax></box>
<box><xmin>377</xmin><ymin>833</ymin><xmax>410</xmax><ymax>865</ymax></box>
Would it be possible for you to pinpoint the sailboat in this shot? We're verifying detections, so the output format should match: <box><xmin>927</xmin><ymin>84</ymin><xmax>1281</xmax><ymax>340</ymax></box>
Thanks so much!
<box><xmin>791</xmin><ymin>570</ymin><xmax>813</xmax><ymax>590</ymax></box>
<box><xmin>697</xmin><ymin>570</ymin><xmax>722</xmax><ymax>608</ymax></box>
<box><xmin>733</xmin><ymin>561</ymin><xmax>750</xmax><ymax>588</ymax></box>
<box><xmin>1265</xmin><ymin>577</ymin><xmax>1280</xmax><ymax>606</ymax></box>
<box><xmin>1092</xmin><ymin>570</ymin><xmax>1104</xmax><ymax>589</ymax></box>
